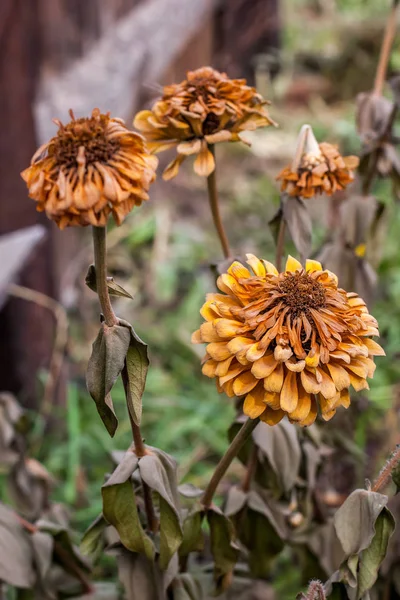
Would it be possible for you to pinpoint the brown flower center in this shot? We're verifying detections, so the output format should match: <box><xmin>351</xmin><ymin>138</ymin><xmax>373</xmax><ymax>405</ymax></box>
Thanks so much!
<box><xmin>53</xmin><ymin>117</ymin><xmax>120</xmax><ymax>170</ymax></box>
<box><xmin>203</xmin><ymin>113</ymin><xmax>220</xmax><ymax>135</ymax></box>
<box><xmin>279</xmin><ymin>272</ymin><xmax>326</xmax><ymax>319</ymax></box>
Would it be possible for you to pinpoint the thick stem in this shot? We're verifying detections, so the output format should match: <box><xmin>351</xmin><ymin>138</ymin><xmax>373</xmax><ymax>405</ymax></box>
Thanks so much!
<box><xmin>92</xmin><ymin>226</ymin><xmax>118</xmax><ymax>327</ymax></box>
<box><xmin>202</xmin><ymin>418</ymin><xmax>259</xmax><ymax>508</ymax></box>
<box><xmin>206</xmin><ymin>145</ymin><xmax>232</xmax><ymax>259</ymax></box>
<box><xmin>373</xmin><ymin>0</ymin><xmax>399</xmax><ymax>96</ymax></box>
<box><xmin>275</xmin><ymin>219</ymin><xmax>286</xmax><ymax>272</ymax></box>
<box><xmin>372</xmin><ymin>444</ymin><xmax>400</xmax><ymax>493</ymax></box>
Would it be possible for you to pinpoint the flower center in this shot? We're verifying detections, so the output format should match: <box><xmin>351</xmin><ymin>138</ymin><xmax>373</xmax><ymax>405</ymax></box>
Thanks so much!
<box><xmin>203</xmin><ymin>113</ymin><xmax>220</xmax><ymax>135</ymax></box>
<box><xmin>53</xmin><ymin>117</ymin><xmax>120</xmax><ymax>170</ymax></box>
<box><xmin>279</xmin><ymin>272</ymin><xmax>326</xmax><ymax>319</ymax></box>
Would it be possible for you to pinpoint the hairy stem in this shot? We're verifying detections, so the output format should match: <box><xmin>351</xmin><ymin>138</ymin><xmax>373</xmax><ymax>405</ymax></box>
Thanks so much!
<box><xmin>373</xmin><ymin>0</ymin><xmax>399</xmax><ymax>96</ymax></box>
<box><xmin>275</xmin><ymin>219</ymin><xmax>286</xmax><ymax>272</ymax></box>
<box><xmin>206</xmin><ymin>145</ymin><xmax>232</xmax><ymax>259</ymax></box>
<box><xmin>202</xmin><ymin>418</ymin><xmax>259</xmax><ymax>508</ymax></box>
<box><xmin>372</xmin><ymin>444</ymin><xmax>400</xmax><ymax>493</ymax></box>
<box><xmin>92</xmin><ymin>226</ymin><xmax>158</xmax><ymax>533</ymax></box>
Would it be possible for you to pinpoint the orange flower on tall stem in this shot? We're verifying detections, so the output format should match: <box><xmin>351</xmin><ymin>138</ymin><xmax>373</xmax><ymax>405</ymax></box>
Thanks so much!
<box><xmin>193</xmin><ymin>254</ymin><xmax>384</xmax><ymax>426</ymax></box>
<box><xmin>22</xmin><ymin>109</ymin><xmax>158</xmax><ymax>229</ymax></box>
<box><xmin>277</xmin><ymin>125</ymin><xmax>359</xmax><ymax>199</ymax></box>
<box><xmin>134</xmin><ymin>66</ymin><xmax>276</xmax><ymax>180</ymax></box>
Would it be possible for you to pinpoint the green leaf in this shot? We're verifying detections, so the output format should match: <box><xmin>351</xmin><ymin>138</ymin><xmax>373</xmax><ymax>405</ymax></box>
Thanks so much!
<box><xmin>123</xmin><ymin>323</ymin><xmax>149</xmax><ymax>426</ymax></box>
<box><xmin>85</xmin><ymin>264</ymin><xmax>133</xmax><ymax>298</ymax></box>
<box><xmin>179</xmin><ymin>507</ymin><xmax>204</xmax><ymax>558</ymax></box>
<box><xmin>139</xmin><ymin>452</ymin><xmax>183</xmax><ymax>569</ymax></box>
<box><xmin>334</xmin><ymin>489</ymin><xmax>389</xmax><ymax>556</ymax></box>
<box><xmin>357</xmin><ymin>507</ymin><xmax>395</xmax><ymax>598</ymax></box>
<box><xmin>86</xmin><ymin>323</ymin><xmax>131</xmax><ymax>436</ymax></box>
<box><xmin>207</xmin><ymin>506</ymin><xmax>239</xmax><ymax>594</ymax></box>
<box><xmin>102</xmin><ymin>451</ymin><xmax>154</xmax><ymax>560</ymax></box>
<box><xmin>80</xmin><ymin>513</ymin><xmax>108</xmax><ymax>558</ymax></box>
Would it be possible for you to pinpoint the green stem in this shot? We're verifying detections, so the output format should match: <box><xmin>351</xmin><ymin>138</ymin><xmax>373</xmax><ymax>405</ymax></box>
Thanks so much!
<box><xmin>202</xmin><ymin>418</ymin><xmax>259</xmax><ymax>508</ymax></box>
<box><xmin>206</xmin><ymin>145</ymin><xmax>232</xmax><ymax>259</ymax></box>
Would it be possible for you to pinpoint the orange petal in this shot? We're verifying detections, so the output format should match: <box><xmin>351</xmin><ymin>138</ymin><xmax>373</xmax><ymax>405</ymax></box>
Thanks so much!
<box><xmin>202</xmin><ymin>360</ymin><xmax>218</xmax><ymax>378</ymax></box>
<box><xmin>233</xmin><ymin>370</ymin><xmax>258</xmax><ymax>396</ymax></box>
<box><xmin>305</xmin><ymin>259</ymin><xmax>322</xmax><ymax>273</ymax></box>
<box><xmin>193</xmin><ymin>142</ymin><xmax>215</xmax><ymax>177</ymax></box>
<box><xmin>299</xmin><ymin>395</ymin><xmax>318</xmax><ymax>426</ymax></box>
<box><xmin>301</xmin><ymin>369</ymin><xmax>321</xmax><ymax>394</ymax></box>
<box><xmin>285</xmin><ymin>255</ymin><xmax>302</xmax><ymax>273</ymax></box>
<box><xmin>316</xmin><ymin>368</ymin><xmax>337</xmax><ymax>399</ymax></box>
<box><xmin>274</xmin><ymin>345</ymin><xmax>293</xmax><ymax>361</ymax></box>
<box><xmin>214</xmin><ymin>318</ymin><xmax>243</xmax><ymax>339</ymax></box>
<box><xmin>260</xmin><ymin>407</ymin><xmax>285</xmax><ymax>426</ymax></box>
<box><xmin>280</xmin><ymin>370</ymin><xmax>298</xmax><ymax>413</ymax></box>
<box><xmin>199</xmin><ymin>322</ymin><xmax>221</xmax><ymax>342</ymax></box>
<box><xmin>288</xmin><ymin>385</ymin><xmax>311</xmax><ymax>422</ymax></box>
<box><xmin>207</xmin><ymin>342</ymin><xmax>231</xmax><ymax>361</ymax></box>
<box><xmin>243</xmin><ymin>384</ymin><xmax>267</xmax><ymax>418</ymax></box>
<box><xmin>326</xmin><ymin>363</ymin><xmax>351</xmax><ymax>392</ymax></box>
<box><xmin>264</xmin><ymin>362</ymin><xmax>284</xmax><ymax>393</ymax></box>
<box><xmin>246</xmin><ymin>253</ymin><xmax>266</xmax><ymax>276</ymax></box>
<box><xmin>227</xmin><ymin>336</ymin><xmax>254</xmax><ymax>355</ymax></box>
<box><xmin>363</xmin><ymin>338</ymin><xmax>385</xmax><ymax>356</ymax></box>
<box><xmin>191</xmin><ymin>329</ymin><xmax>202</xmax><ymax>344</ymax></box>
<box><xmin>251</xmin><ymin>353</ymin><xmax>277</xmax><ymax>378</ymax></box>
<box><xmin>228</xmin><ymin>262</ymin><xmax>251</xmax><ymax>280</ymax></box>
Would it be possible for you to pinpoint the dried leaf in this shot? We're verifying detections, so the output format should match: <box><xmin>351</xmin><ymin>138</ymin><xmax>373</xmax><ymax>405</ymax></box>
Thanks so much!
<box><xmin>139</xmin><ymin>451</ymin><xmax>183</xmax><ymax>569</ymax></box>
<box><xmin>179</xmin><ymin>507</ymin><xmax>204</xmax><ymax>558</ymax></box>
<box><xmin>86</xmin><ymin>323</ymin><xmax>131</xmax><ymax>436</ymax></box>
<box><xmin>224</xmin><ymin>486</ymin><xmax>248</xmax><ymax>517</ymax></box>
<box><xmin>31</xmin><ymin>530</ymin><xmax>53</xmax><ymax>584</ymax></box>
<box><xmin>85</xmin><ymin>264</ymin><xmax>133</xmax><ymax>299</ymax></box>
<box><xmin>207</xmin><ymin>506</ymin><xmax>239</xmax><ymax>594</ymax></box>
<box><xmin>252</xmin><ymin>420</ymin><xmax>301</xmax><ymax>494</ymax></box>
<box><xmin>357</xmin><ymin>507</ymin><xmax>395</xmax><ymax>598</ymax></box>
<box><xmin>80</xmin><ymin>514</ymin><xmax>108</xmax><ymax>558</ymax></box>
<box><xmin>120</xmin><ymin>320</ymin><xmax>149</xmax><ymax>426</ymax></box>
<box><xmin>178</xmin><ymin>484</ymin><xmax>204</xmax><ymax>499</ymax></box>
<box><xmin>0</xmin><ymin>502</ymin><xmax>35</xmax><ymax>587</ymax></box>
<box><xmin>102</xmin><ymin>450</ymin><xmax>154</xmax><ymax>560</ymax></box>
<box><xmin>117</xmin><ymin>551</ymin><xmax>163</xmax><ymax>600</ymax></box>
<box><xmin>171</xmin><ymin>573</ymin><xmax>203</xmax><ymax>600</ymax></box>
<box><xmin>35</xmin><ymin>520</ymin><xmax>91</xmax><ymax>576</ymax></box>
<box><xmin>281</xmin><ymin>193</ymin><xmax>312</xmax><ymax>261</ymax></box>
<box><xmin>334</xmin><ymin>489</ymin><xmax>389</xmax><ymax>556</ymax></box>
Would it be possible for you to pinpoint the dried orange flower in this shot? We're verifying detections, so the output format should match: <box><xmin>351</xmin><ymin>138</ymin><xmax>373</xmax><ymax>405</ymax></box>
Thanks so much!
<box><xmin>277</xmin><ymin>128</ymin><xmax>359</xmax><ymax>199</ymax></box>
<box><xmin>192</xmin><ymin>255</ymin><xmax>383</xmax><ymax>426</ymax></box>
<box><xmin>21</xmin><ymin>109</ymin><xmax>158</xmax><ymax>229</ymax></box>
<box><xmin>134</xmin><ymin>66</ymin><xmax>275</xmax><ymax>180</ymax></box>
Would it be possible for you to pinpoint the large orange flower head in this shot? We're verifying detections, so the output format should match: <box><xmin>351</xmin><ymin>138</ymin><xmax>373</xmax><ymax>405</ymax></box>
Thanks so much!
<box><xmin>192</xmin><ymin>255</ymin><xmax>384</xmax><ymax>426</ymax></box>
<box><xmin>21</xmin><ymin>109</ymin><xmax>158</xmax><ymax>229</ymax></box>
<box><xmin>134</xmin><ymin>66</ymin><xmax>276</xmax><ymax>180</ymax></box>
<box><xmin>276</xmin><ymin>126</ymin><xmax>359</xmax><ymax>199</ymax></box>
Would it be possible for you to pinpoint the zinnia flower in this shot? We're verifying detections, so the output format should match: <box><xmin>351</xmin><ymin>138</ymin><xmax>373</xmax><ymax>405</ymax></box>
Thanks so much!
<box><xmin>134</xmin><ymin>66</ymin><xmax>275</xmax><ymax>180</ymax></box>
<box><xmin>192</xmin><ymin>255</ymin><xmax>383</xmax><ymax>426</ymax></box>
<box><xmin>277</xmin><ymin>140</ymin><xmax>359</xmax><ymax>199</ymax></box>
<box><xmin>21</xmin><ymin>109</ymin><xmax>158</xmax><ymax>229</ymax></box>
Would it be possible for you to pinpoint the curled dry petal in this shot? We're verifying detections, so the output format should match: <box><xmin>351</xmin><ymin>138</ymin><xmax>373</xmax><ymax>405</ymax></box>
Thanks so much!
<box><xmin>21</xmin><ymin>109</ymin><xmax>158</xmax><ymax>228</ymax></box>
<box><xmin>192</xmin><ymin>255</ymin><xmax>384</xmax><ymax>427</ymax></box>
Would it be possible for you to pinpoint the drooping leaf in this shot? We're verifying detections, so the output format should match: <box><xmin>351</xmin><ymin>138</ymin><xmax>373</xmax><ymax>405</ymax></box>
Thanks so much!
<box><xmin>171</xmin><ymin>573</ymin><xmax>203</xmax><ymax>600</ymax></box>
<box><xmin>281</xmin><ymin>193</ymin><xmax>312</xmax><ymax>261</ymax></box>
<box><xmin>178</xmin><ymin>484</ymin><xmax>204</xmax><ymax>499</ymax></box>
<box><xmin>80</xmin><ymin>514</ymin><xmax>108</xmax><ymax>559</ymax></box>
<box><xmin>139</xmin><ymin>451</ymin><xmax>183</xmax><ymax>569</ymax></box>
<box><xmin>102</xmin><ymin>451</ymin><xmax>154</xmax><ymax>560</ymax></box>
<box><xmin>207</xmin><ymin>506</ymin><xmax>239</xmax><ymax>594</ymax></box>
<box><xmin>179</xmin><ymin>507</ymin><xmax>204</xmax><ymax>558</ymax></box>
<box><xmin>117</xmin><ymin>551</ymin><xmax>163</xmax><ymax>600</ymax></box>
<box><xmin>357</xmin><ymin>507</ymin><xmax>395</xmax><ymax>599</ymax></box>
<box><xmin>31</xmin><ymin>530</ymin><xmax>54</xmax><ymax>585</ymax></box>
<box><xmin>119</xmin><ymin>320</ymin><xmax>149</xmax><ymax>426</ymax></box>
<box><xmin>224</xmin><ymin>486</ymin><xmax>248</xmax><ymax>517</ymax></box>
<box><xmin>253</xmin><ymin>420</ymin><xmax>301</xmax><ymax>494</ymax></box>
<box><xmin>0</xmin><ymin>502</ymin><xmax>35</xmax><ymax>587</ymax></box>
<box><xmin>334</xmin><ymin>489</ymin><xmax>389</xmax><ymax>556</ymax></box>
<box><xmin>35</xmin><ymin>520</ymin><xmax>91</xmax><ymax>576</ymax></box>
<box><xmin>86</xmin><ymin>323</ymin><xmax>131</xmax><ymax>436</ymax></box>
<box><xmin>85</xmin><ymin>264</ymin><xmax>133</xmax><ymax>299</ymax></box>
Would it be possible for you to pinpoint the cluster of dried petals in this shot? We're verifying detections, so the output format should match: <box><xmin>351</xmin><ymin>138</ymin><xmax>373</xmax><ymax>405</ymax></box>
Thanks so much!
<box><xmin>277</xmin><ymin>142</ymin><xmax>359</xmax><ymax>199</ymax></box>
<box><xmin>21</xmin><ymin>109</ymin><xmax>158</xmax><ymax>229</ymax></box>
<box><xmin>192</xmin><ymin>255</ymin><xmax>384</xmax><ymax>426</ymax></box>
<box><xmin>134</xmin><ymin>67</ymin><xmax>275</xmax><ymax>180</ymax></box>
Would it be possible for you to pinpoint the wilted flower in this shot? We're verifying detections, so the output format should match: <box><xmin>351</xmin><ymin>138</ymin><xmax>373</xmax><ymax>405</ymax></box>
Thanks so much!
<box><xmin>22</xmin><ymin>109</ymin><xmax>158</xmax><ymax>229</ymax></box>
<box><xmin>192</xmin><ymin>255</ymin><xmax>383</xmax><ymax>426</ymax></box>
<box><xmin>134</xmin><ymin>66</ymin><xmax>275</xmax><ymax>180</ymax></box>
<box><xmin>277</xmin><ymin>128</ymin><xmax>359</xmax><ymax>199</ymax></box>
